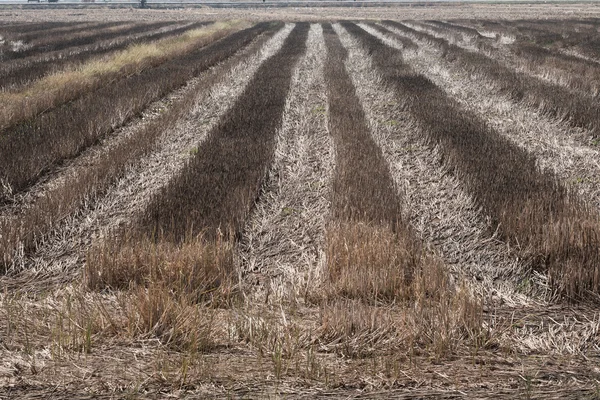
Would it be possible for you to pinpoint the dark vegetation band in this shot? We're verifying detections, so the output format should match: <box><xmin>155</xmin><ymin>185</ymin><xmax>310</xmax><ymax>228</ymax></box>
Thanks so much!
<box><xmin>0</xmin><ymin>22</ymin><xmax>272</xmax><ymax>204</ymax></box>
<box><xmin>0</xmin><ymin>21</ymin><xmax>212</xmax><ymax>89</ymax></box>
<box><xmin>140</xmin><ymin>23</ymin><xmax>310</xmax><ymax>241</ymax></box>
<box><xmin>346</xmin><ymin>21</ymin><xmax>600</xmax><ymax>300</ymax></box>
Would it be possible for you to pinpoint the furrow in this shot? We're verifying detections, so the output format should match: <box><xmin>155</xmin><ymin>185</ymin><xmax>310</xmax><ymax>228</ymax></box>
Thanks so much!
<box><xmin>0</xmin><ymin>21</ymin><xmax>89</xmax><ymax>37</ymax></box>
<box><xmin>0</xmin><ymin>22</ymin><xmax>276</xmax><ymax>271</ymax></box>
<box><xmin>3</xmin><ymin>21</ymin><xmax>122</xmax><ymax>44</ymax></box>
<box><xmin>0</xmin><ymin>21</ymin><xmax>196</xmax><ymax>89</ymax></box>
<box><xmin>422</xmin><ymin>20</ymin><xmax>600</xmax><ymax>96</ymax></box>
<box><xmin>352</xmin><ymin>22</ymin><xmax>600</xmax><ymax>354</ymax></box>
<box><xmin>317</xmin><ymin>22</ymin><xmax>483</xmax><ymax>359</ymax></box>
<box><xmin>398</xmin><ymin>20</ymin><xmax>600</xmax><ymax>131</ymax></box>
<box><xmin>4</xmin><ymin>22</ymin><xmax>148</xmax><ymax>60</ymax></box>
<box><xmin>349</xmin><ymin>23</ymin><xmax>600</xmax><ymax>356</ymax></box>
<box><xmin>385</xmin><ymin>20</ymin><xmax>600</xmax><ymax>142</ymax></box>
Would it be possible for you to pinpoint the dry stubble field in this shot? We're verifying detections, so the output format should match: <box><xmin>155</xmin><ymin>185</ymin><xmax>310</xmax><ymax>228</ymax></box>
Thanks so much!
<box><xmin>2</xmin><ymin>10</ymin><xmax>600</xmax><ymax>399</ymax></box>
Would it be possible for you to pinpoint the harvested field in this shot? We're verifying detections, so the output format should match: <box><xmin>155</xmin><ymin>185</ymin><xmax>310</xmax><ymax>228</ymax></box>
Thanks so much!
<box><xmin>0</xmin><ymin>21</ymin><xmax>203</xmax><ymax>89</ymax></box>
<box><xmin>2</xmin><ymin>13</ymin><xmax>600</xmax><ymax>399</ymax></box>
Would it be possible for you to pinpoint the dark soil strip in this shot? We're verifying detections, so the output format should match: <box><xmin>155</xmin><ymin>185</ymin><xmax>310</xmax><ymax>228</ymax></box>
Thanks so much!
<box><xmin>0</xmin><ymin>21</ymin><xmax>195</xmax><ymax>89</ymax></box>
<box><xmin>2</xmin><ymin>21</ymin><xmax>143</xmax><ymax>60</ymax></box>
<box><xmin>384</xmin><ymin>20</ymin><xmax>448</xmax><ymax>49</ymax></box>
<box><xmin>141</xmin><ymin>23</ymin><xmax>310</xmax><ymax>242</ymax></box>
<box><xmin>0</xmin><ymin>23</ymin><xmax>273</xmax><ymax>204</ymax></box>
<box><xmin>0</xmin><ymin>21</ymin><xmax>85</xmax><ymax>36</ymax></box>
<box><xmin>348</xmin><ymin>22</ymin><xmax>600</xmax><ymax>301</ymax></box>
<box><xmin>0</xmin><ymin>24</ymin><xmax>282</xmax><ymax>272</ymax></box>
<box><xmin>426</xmin><ymin>20</ymin><xmax>484</xmax><ymax>40</ymax></box>
<box><xmin>502</xmin><ymin>19</ymin><xmax>600</xmax><ymax>49</ymax></box>
<box><xmin>384</xmin><ymin>21</ymin><xmax>600</xmax><ymax>139</ymax></box>
<box><xmin>425</xmin><ymin>20</ymin><xmax>600</xmax><ymax>96</ymax></box>
<box><xmin>470</xmin><ymin>19</ymin><xmax>600</xmax><ymax>61</ymax></box>
<box><xmin>0</xmin><ymin>21</ymin><xmax>100</xmax><ymax>45</ymax></box>
<box><xmin>364</xmin><ymin>22</ymin><xmax>417</xmax><ymax>51</ymax></box>
<box><xmin>505</xmin><ymin>43</ymin><xmax>600</xmax><ymax>94</ymax></box>
<box><xmin>9</xmin><ymin>21</ymin><xmax>124</xmax><ymax>43</ymax></box>
<box><xmin>321</xmin><ymin>23</ymin><xmax>474</xmax><ymax>312</ymax></box>
<box><xmin>322</xmin><ymin>23</ymin><xmax>403</xmax><ymax>229</ymax></box>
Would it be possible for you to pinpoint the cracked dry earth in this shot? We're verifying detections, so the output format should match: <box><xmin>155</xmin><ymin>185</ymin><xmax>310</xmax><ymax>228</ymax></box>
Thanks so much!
<box><xmin>2</xmin><ymin>16</ymin><xmax>600</xmax><ymax>399</ymax></box>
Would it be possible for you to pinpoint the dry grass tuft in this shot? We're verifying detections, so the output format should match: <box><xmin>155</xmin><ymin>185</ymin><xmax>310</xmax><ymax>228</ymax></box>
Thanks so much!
<box><xmin>127</xmin><ymin>283</ymin><xmax>219</xmax><ymax>351</ymax></box>
<box><xmin>322</xmin><ymin>223</ymin><xmax>487</xmax><ymax>360</ymax></box>
<box><xmin>86</xmin><ymin>235</ymin><xmax>237</xmax><ymax>307</ymax></box>
<box><xmin>318</xmin><ymin>300</ymin><xmax>401</xmax><ymax>358</ymax></box>
<box><xmin>319</xmin><ymin>283</ymin><xmax>486</xmax><ymax>359</ymax></box>
<box><xmin>325</xmin><ymin>223</ymin><xmax>421</xmax><ymax>304</ymax></box>
<box><xmin>1</xmin><ymin>285</ymin><xmax>221</xmax><ymax>357</ymax></box>
<box><xmin>1</xmin><ymin>289</ymin><xmax>124</xmax><ymax>360</ymax></box>
<box><xmin>84</xmin><ymin>231</ymin><xmax>236</xmax><ymax>351</ymax></box>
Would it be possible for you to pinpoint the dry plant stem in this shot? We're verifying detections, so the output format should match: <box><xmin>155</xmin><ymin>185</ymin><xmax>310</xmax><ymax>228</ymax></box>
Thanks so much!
<box><xmin>0</xmin><ymin>259</ymin><xmax>598</xmax><ymax>397</ymax></box>
<box><xmin>87</xmin><ymin>235</ymin><xmax>236</xmax><ymax>305</ymax></box>
<box><xmin>453</xmin><ymin>21</ymin><xmax>503</xmax><ymax>41</ymax></box>
<box><xmin>383</xmin><ymin>20</ymin><xmax>449</xmax><ymax>49</ymax></box>
<box><xmin>349</xmin><ymin>21</ymin><xmax>600</xmax><ymax>301</ymax></box>
<box><xmin>237</xmin><ymin>24</ymin><xmax>333</xmax><ymax>303</ymax></box>
<box><xmin>142</xmin><ymin>23</ymin><xmax>309</xmax><ymax>241</ymax></box>
<box><xmin>510</xmin><ymin>44</ymin><xmax>600</xmax><ymax>95</ymax></box>
<box><xmin>2</xmin><ymin>23</ymin><xmax>294</xmax><ymax>287</ymax></box>
<box><xmin>494</xmin><ymin>304</ymin><xmax>600</xmax><ymax>356</ymax></box>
